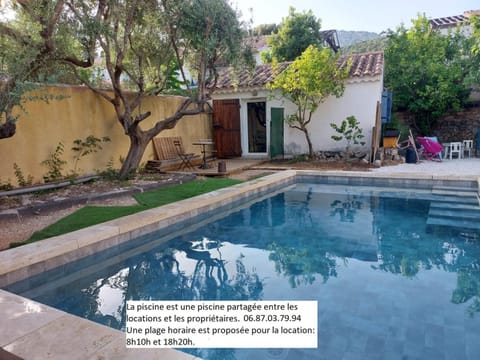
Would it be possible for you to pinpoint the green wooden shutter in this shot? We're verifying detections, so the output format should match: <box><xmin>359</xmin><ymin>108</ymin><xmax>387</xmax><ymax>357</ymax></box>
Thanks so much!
<box><xmin>270</xmin><ymin>108</ymin><xmax>284</xmax><ymax>159</ymax></box>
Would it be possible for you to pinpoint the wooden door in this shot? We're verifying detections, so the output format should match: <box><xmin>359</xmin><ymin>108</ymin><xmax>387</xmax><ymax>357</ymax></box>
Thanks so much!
<box><xmin>213</xmin><ymin>99</ymin><xmax>242</xmax><ymax>158</ymax></box>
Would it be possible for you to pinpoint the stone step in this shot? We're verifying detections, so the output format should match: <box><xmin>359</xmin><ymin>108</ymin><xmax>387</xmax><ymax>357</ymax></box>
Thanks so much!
<box><xmin>431</xmin><ymin>188</ymin><xmax>478</xmax><ymax>197</ymax></box>
<box><xmin>426</xmin><ymin>217</ymin><xmax>480</xmax><ymax>231</ymax></box>
<box><xmin>430</xmin><ymin>202</ymin><xmax>480</xmax><ymax>211</ymax></box>
<box><xmin>427</xmin><ymin>185</ymin><xmax>480</xmax><ymax>231</ymax></box>
<box><xmin>428</xmin><ymin>207</ymin><xmax>480</xmax><ymax>220</ymax></box>
<box><xmin>429</xmin><ymin>196</ymin><xmax>478</xmax><ymax>205</ymax></box>
<box><xmin>433</xmin><ymin>185</ymin><xmax>477</xmax><ymax>192</ymax></box>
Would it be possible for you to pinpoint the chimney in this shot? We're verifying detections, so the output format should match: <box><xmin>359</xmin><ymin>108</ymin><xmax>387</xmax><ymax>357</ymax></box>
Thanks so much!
<box><xmin>464</xmin><ymin>10</ymin><xmax>480</xmax><ymax>18</ymax></box>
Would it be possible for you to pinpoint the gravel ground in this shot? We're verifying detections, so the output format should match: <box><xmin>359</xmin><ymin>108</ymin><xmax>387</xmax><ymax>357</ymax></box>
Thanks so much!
<box><xmin>0</xmin><ymin>195</ymin><xmax>138</xmax><ymax>250</ymax></box>
<box><xmin>0</xmin><ymin>174</ymin><xmax>183</xmax><ymax>251</ymax></box>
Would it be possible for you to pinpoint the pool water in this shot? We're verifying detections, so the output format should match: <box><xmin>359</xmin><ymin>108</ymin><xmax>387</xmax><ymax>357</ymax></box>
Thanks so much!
<box><xmin>18</xmin><ymin>184</ymin><xmax>480</xmax><ymax>359</ymax></box>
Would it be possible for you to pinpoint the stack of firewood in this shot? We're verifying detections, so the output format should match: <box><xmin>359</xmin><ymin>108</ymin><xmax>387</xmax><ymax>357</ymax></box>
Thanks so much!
<box><xmin>145</xmin><ymin>160</ymin><xmax>162</xmax><ymax>172</ymax></box>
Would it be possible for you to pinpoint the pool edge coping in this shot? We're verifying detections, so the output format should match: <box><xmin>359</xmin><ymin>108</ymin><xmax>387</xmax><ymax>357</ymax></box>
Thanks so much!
<box><xmin>2</xmin><ymin>170</ymin><xmax>478</xmax><ymax>285</ymax></box>
<box><xmin>0</xmin><ymin>170</ymin><xmax>297</xmax><ymax>286</ymax></box>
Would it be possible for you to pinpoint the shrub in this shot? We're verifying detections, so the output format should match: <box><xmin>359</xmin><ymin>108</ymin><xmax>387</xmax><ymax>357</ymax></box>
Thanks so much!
<box><xmin>41</xmin><ymin>142</ymin><xmax>67</xmax><ymax>183</ymax></box>
<box><xmin>330</xmin><ymin>115</ymin><xmax>365</xmax><ymax>157</ymax></box>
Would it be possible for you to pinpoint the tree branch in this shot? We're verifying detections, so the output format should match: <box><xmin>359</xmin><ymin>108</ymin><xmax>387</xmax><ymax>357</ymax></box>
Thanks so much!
<box><xmin>0</xmin><ymin>23</ymin><xmax>31</xmax><ymax>46</ymax></box>
<box><xmin>149</xmin><ymin>98</ymin><xmax>205</xmax><ymax>136</ymax></box>
<box><xmin>69</xmin><ymin>65</ymin><xmax>114</xmax><ymax>103</ymax></box>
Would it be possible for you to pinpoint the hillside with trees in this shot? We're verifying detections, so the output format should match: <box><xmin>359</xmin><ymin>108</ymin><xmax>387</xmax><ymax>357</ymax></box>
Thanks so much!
<box><xmin>342</xmin><ymin>37</ymin><xmax>387</xmax><ymax>54</ymax></box>
<box><xmin>337</xmin><ymin>30</ymin><xmax>380</xmax><ymax>47</ymax></box>
<box><xmin>252</xmin><ymin>22</ymin><xmax>386</xmax><ymax>56</ymax></box>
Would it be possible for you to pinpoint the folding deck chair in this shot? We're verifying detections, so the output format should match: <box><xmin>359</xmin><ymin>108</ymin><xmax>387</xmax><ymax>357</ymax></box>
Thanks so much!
<box><xmin>173</xmin><ymin>139</ymin><xmax>196</xmax><ymax>171</ymax></box>
<box><xmin>416</xmin><ymin>137</ymin><xmax>443</xmax><ymax>161</ymax></box>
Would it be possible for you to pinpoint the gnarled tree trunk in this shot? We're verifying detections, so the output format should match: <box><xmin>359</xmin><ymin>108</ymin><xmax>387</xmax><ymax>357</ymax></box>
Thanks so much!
<box><xmin>0</xmin><ymin>122</ymin><xmax>16</xmax><ymax>139</ymax></box>
<box><xmin>119</xmin><ymin>132</ymin><xmax>151</xmax><ymax>179</ymax></box>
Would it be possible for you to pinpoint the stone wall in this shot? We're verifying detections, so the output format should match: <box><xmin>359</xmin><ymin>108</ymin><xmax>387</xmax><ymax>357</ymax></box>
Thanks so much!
<box><xmin>395</xmin><ymin>103</ymin><xmax>480</xmax><ymax>151</ymax></box>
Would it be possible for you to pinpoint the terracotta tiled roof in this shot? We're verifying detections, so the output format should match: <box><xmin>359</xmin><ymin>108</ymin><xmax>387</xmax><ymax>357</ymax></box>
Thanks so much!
<box><xmin>213</xmin><ymin>51</ymin><xmax>383</xmax><ymax>91</ymax></box>
<box><xmin>214</xmin><ymin>62</ymin><xmax>290</xmax><ymax>90</ymax></box>
<box><xmin>430</xmin><ymin>14</ymin><xmax>468</xmax><ymax>29</ymax></box>
<box><xmin>344</xmin><ymin>51</ymin><xmax>384</xmax><ymax>78</ymax></box>
<box><xmin>429</xmin><ymin>10</ymin><xmax>480</xmax><ymax>29</ymax></box>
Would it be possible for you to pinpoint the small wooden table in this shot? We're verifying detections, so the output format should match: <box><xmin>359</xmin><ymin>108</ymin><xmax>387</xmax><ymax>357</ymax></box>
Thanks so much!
<box><xmin>193</xmin><ymin>141</ymin><xmax>214</xmax><ymax>169</ymax></box>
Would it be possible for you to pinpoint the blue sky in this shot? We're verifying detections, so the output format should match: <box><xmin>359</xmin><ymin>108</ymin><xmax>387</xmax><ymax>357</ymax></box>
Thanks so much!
<box><xmin>234</xmin><ymin>0</ymin><xmax>480</xmax><ymax>33</ymax></box>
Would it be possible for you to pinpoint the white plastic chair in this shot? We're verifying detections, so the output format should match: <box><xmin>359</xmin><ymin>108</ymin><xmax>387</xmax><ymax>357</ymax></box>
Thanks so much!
<box><xmin>463</xmin><ymin>140</ymin><xmax>473</xmax><ymax>158</ymax></box>
<box><xmin>449</xmin><ymin>142</ymin><xmax>462</xmax><ymax>160</ymax></box>
<box><xmin>442</xmin><ymin>142</ymin><xmax>450</xmax><ymax>159</ymax></box>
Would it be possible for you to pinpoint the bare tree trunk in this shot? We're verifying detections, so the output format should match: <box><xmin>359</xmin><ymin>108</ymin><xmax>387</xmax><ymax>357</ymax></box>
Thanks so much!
<box><xmin>303</xmin><ymin>128</ymin><xmax>314</xmax><ymax>158</ymax></box>
<box><xmin>119</xmin><ymin>133</ymin><xmax>150</xmax><ymax>179</ymax></box>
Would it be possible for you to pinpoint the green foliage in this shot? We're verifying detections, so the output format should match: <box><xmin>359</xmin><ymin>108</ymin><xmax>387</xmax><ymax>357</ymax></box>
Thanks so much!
<box><xmin>0</xmin><ymin>2</ymin><xmax>73</xmax><ymax>139</ymax></box>
<box><xmin>387</xmin><ymin>114</ymin><xmax>410</xmax><ymax>142</ymax></box>
<box><xmin>471</xmin><ymin>15</ymin><xmax>480</xmax><ymax>56</ymax></box>
<box><xmin>253</xmin><ymin>24</ymin><xmax>279</xmax><ymax>36</ymax></box>
<box><xmin>268</xmin><ymin>45</ymin><xmax>350</xmax><ymax>157</ymax></box>
<box><xmin>177</xmin><ymin>0</ymin><xmax>254</xmax><ymax>81</ymax></box>
<box><xmin>150</xmin><ymin>61</ymin><xmax>185</xmax><ymax>95</ymax></box>
<box><xmin>0</xmin><ymin>79</ymin><xmax>67</xmax><ymax>140</ymax></box>
<box><xmin>330</xmin><ymin>116</ymin><xmax>365</xmax><ymax>156</ymax></box>
<box><xmin>2</xmin><ymin>1</ymin><xmax>251</xmax><ymax>178</ymax></box>
<box><xmin>41</xmin><ymin>142</ymin><xmax>67</xmax><ymax>183</ymax></box>
<box><xmin>13</xmin><ymin>163</ymin><xmax>33</xmax><ymax>187</ymax></box>
<box><xmin>267</xmin><ymin>7</ymin><xmax>323</xmax><ymax>62</ymax></box>
<box><xmin>384</xmin><ymin>15</ymin><xmax>474</xmax><ymax>134</ymax></box>
<box><xmin>0</xmin><ymin>179</ymin><xmax>13</xmax><ymax>191</ymax></box>
<box><xmin>466</xmin><ymin>15</ymin><xmax>480</xmax><ymax>87</ymax></box>
<box><xmin>40</xmin><ymin>136</ymin><xmax>112</xmax><ymax>182</ymax></box>
<box><xmin>55</xmin><ymin>0</ymin><xmax>251</xmax><ymax>178</ymax></box>
<box><xmin>96</xmin><ymin>158</ymin><xmax>121</xmax><ymax>181</ymax></box>
<box><xmin>0</xmin><ymin>81</ymin><xmax>37</xmax><ymax>122</ymax></box>
<box><xmin>71</xmin><ymin>135</ymin><xmax>111</xmax><ymax>175</ymax></box>
<box><xmin>260</xmin><ymin>47</ymin><xmax>273</xmax><ymax>64</ymax></box>
<box><xmin>269</xmin><ymin>46</ymin><xmax>348</xmax><ymax>114</ymax></box>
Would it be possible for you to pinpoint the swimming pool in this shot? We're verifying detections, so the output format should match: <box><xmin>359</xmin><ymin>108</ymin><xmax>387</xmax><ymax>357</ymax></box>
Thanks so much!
<box><xmin>8</xmin><ymin>180</ymin><xmax>480</xmax><ymax>360</ymax></box>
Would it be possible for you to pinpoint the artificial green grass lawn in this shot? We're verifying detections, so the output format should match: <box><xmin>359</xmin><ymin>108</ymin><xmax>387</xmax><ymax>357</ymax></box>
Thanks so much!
<box><xmin>15</xmin><ymin>178</ymin><xmax>242</xmax><ymax>247</ymax></box>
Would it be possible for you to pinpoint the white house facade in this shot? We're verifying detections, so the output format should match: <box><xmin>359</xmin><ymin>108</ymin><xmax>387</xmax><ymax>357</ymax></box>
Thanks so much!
<box><xmin>210</xmin><ymin>51</ymin><xmax>384</xmax><ymax>159</ymax></box>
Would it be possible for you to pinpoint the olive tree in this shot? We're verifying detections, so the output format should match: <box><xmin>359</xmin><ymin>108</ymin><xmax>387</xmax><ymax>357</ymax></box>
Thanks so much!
<box><xmin>0</xmin><ymin>0</ymin><xmax>82</xmax><ymax>139</ymax></box>
<box><xmin>1</xmin><ymin>0</ymin><xmax>251</xmax><ymax>178</ymax></box>
<box><xmin>62</xmin><ymin>0</ymin><xmax>251</xmax><ymax>178</ymax></box>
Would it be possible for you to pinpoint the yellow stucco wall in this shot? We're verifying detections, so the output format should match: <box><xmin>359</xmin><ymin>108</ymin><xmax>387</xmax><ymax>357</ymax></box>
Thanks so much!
<box><xmin>0</xmin><ymin>85</ymin><xmax>211</xmax><ymax>186</ymax></box>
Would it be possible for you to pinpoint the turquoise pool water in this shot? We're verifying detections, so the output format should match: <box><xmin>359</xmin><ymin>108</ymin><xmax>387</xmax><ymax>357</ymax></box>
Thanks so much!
<box><xmin>12</xmin><ymin>183</ymin><xmax>480</xmax><ymax>359</ymax></box>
